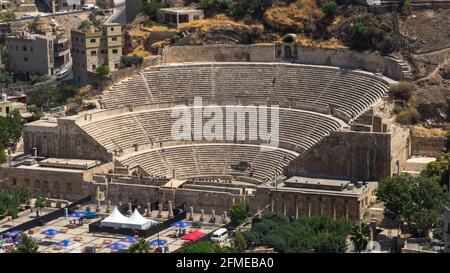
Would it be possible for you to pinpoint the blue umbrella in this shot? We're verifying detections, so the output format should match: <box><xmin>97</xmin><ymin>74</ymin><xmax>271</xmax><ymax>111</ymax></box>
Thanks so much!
<box><xmin>148</xmin><ymin>239</ymin><xmax>167</xmax><ymax>247</ymax></box>
<box><xmin>55</xmin><ymin>240</ymin><xmax>75</xmax><ymax>248</ymax></box>
<box><xmin>40</xmin><ymin>229</ymin><xmax>61</xmax><ymax>236</ymax></box>
<box><xmin>170</xmin><ymin>221</ymin><xmax>192</xmax><ymax>229</ymax></box>
<box><xmin>4</xmin><ymin>230</ymin><xmax>22</xmax><ymax>237</ymax></box>
<box><xmin>121</xmin><ymin>236</ymin><xmax>138</xmax><ymax>244</ymax></box>
<box><xmin>106</xmin><ymin>242</ymin><xmax>128</xmax><ymax>251</ymax></box>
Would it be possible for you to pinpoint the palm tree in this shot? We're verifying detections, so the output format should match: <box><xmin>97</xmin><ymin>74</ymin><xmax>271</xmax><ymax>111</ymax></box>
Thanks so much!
<box><xmin>128</xmin><ymin>238</ymin><xmax>152</xmax><ymax>253</ymax></box>
<box><xmin>351</xmin><ymin>221</ymin><xmax>371</xmax><ymax>253</ymax></box>
<box><xmin>34</xmin><ymin>197</ymin><xmax>47</xmax><ymax>217</ymax></box>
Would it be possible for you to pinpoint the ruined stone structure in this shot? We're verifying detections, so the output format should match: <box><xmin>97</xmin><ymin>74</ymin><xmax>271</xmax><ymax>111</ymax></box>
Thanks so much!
<box><xmin>1</xmin><ymin>50</ymin><xmax>408</xmax><ymax>221</ymax></box>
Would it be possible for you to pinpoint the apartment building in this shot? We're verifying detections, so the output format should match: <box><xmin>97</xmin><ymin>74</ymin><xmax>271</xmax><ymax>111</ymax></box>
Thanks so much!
<box><xmin>71</xmin><ymin>23</ymin><xmax>122</xmax><ymax>86</ymax></box>
<box><xmin>5</xmin><ymin>33</ymin><xmax>55</xmax><ymax>79</ymax></box>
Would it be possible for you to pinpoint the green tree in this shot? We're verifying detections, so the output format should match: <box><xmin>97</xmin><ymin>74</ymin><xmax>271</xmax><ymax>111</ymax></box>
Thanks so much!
<box><xmin>12</xmin><ymin>185</ymin><xmax>32</xmax><ymax>208</ymax></box>
<box><xmin>321</xmin><ymin>1</ymin><xmax>340</xmax><ymax>19</ymax></box>
<box><xmin>231</xmin><ymin>231</ymin><xmax>247</xmax><ymax>252</ymax></box>
<box><xmin>122</xmin><ymin>54</ymin><xmax>143</xmax><ymax>67</ymax></box>
<box><xmin>128</xmin><ymin>238</ymin><xmax>152</xmax><ymax>253</ymax></box>
<box><xmin>0</xmin><ymin>73</ymin><xmax>13</xmax><ymax>87</ymax></box>
<box><xmin>377</xmin><ymin>173</ymin><xmax>450</xmax><ymax>237</ymax></box>
<box><xmin>13</xmin><ymin>233</ymin><xmax>39</xmax><ymax>253</ymax></box>
<box><xmin>178</xmin><ymin>241</ymin><xmax>218</xmax><ymax>253</ymax></box>
<box><xmin>26</xmin><ymin>105</ymin><xmax>44</xmax><ymax>122</ymax></box>
<box><xmin>349</xmin><ymin>21</ymin><xmax>369</xmax><ymax>50</ymax></box>
<box><xmin>96</xmin><ymin>65</ymin><xmax>111</xmax><ymax>75</ymax></box>
<box><xmin>34</xmin><ymin>196</ymin><xmax>47</xmax><ymax>217</ymax></box>
<box><xmin>421</xmin><ymin>153</ymin><xmax>450</xmax><ymax>188</ymax></box>
<box><xmin>142</xmin><ymin>0</ymin><xmax>170</xmax><ymax>21</ymax></box>
<box><xmin>28</xmin><ymin>85</ymin><xmax>55</xmax><ymax>110</ymax></box>
<box><xmin>228</xmin><ymin>202</ymin><xmax>250</xmax><ymax>227</ymax></box>
<box><xmin>351</xmin><ymin>221</ymin><xmax>370</xmax><ymax>253</ymax></box>
<box><xmin>0</xmin><ymin>109</ymin><xmax>23</xmax><ymax>146</ymax></box>
<box><xmin>0</xmin><ymin>143</ymin><xmax>6</xmax><ymax>164</ymax></box>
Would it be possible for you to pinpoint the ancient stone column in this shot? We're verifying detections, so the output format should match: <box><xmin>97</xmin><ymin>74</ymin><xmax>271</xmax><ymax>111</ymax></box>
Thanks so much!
<box><xmin>223</xmin><ymin>211</ymin><xmax>228</xmax><ymax>224</ymax></box>
<box><xmin>145</xmin><ymin>202</ymin><xmax>151</xmax><ymax>217</ymax></box>
<box><xmin>210</xmin><ymin>209</ymin><xmax>216</xmax><ymax>223</ymax></box>
<box><xmin>106</xmin><ymin>200</ymin><xmax>111</xmax><ymax>213</ymax></box>
<box><xmin>96</xmin><ymin>199</ymin><xmax>101</xmax><ymax>212</ymax></box>
<box><xmin>128</xmin><ymin>203</ymin><xmax>132</xmax><ymax>215</ymax></box>
<box><xmin>168</xmin><ymin>201</ymin><xmax>174</xmax><ymax>218</ymax></box>
<box><xmin>199</xmin><ymin>209</ymin><xmax>205</xmax><ymax>222</ymax></box>
<box><xmin>157</xmin><ymin>204</ymin><xmax>163</xmax><ymax>218</ymax></box>
<box><xmin>188</xmin><ymin>206</ymin><xmax>194</xmax><ymax>221</ymax></box>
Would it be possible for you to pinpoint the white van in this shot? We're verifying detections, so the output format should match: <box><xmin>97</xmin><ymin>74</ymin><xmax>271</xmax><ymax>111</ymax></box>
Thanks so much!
<box><xmin>210</xmin><ymin>228</ymin><xmax>228</xmax><ymax>243</ymax></box>
<box><xmin>82</xmin><ymin>4</ymin><xmax>95</xmax><ymax>10</ymax></box>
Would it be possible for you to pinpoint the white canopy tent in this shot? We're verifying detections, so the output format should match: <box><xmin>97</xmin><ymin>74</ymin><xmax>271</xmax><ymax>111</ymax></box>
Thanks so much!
<box><xmin>123</xmin><ymin>209</ymin><xmax>157</xmax><ymax>230</ymax></box>
<box><xmin>100</xmin><ymin>207</ymin><xmax>130</xmax><ymax>228</ymax></box>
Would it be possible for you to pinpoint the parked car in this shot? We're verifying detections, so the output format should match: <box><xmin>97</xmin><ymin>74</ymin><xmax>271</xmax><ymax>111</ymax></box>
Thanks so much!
<box><xmin>82</xmin><ymin>4</ymin><xmax>95</xmax><ymax>10</ymax></box>
<box><xmin>56</xmin><ymin>69</ymin><xmax>70</xmax><ymax>80</ymax></box>
<box><xmin>55</xmin><ymin>10</ymin><xmax>69</xmax><ymax>15</ymax></box>
<box><xmin>21</xmin><ymin>14</ymin><xmax>33</xmax><ymax>19</ymax></box>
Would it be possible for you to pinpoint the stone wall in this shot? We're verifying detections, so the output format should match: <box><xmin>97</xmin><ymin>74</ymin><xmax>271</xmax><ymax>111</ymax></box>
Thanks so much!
<box><xmin>286</xmin><ymin>131</ymin><xmax>393</xmax><ymax>181</ymax></box>
<box><xmin>294</xmin><ymin>47</ymin><xmax>404</xmax><ymax>81</ymax></box>
<box><xmin>161</xmin><ymin>44</ymin><xmax>276</xmax><ymax>63</ymax></box>
<box><xmin>411</xmin><ymin>136</ymin><xmax>446</xmax><ymax>157</ymax></box>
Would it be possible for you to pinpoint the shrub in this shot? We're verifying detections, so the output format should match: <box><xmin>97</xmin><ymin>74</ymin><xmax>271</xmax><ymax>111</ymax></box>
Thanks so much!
<box><xmin>0</xmin><ymin>144</ymin><xmax>6</xmax><ymax>164</ymax></box>
<box><xmin>79</xmin><ymin>20</ymin><xmax>89</xmax><ymax>29</ymax></box>
<box><xmin>396</xmin><ymin>107</ymin><xmax>420</xmax><ymax>125</ymax></box>
<box><xmin>349</xmin><ymin>22</ymin><xmax>369</xmax><ymax>50</ymax></box>
<box><xmin>122</xmin><ymin>54</ymin><xmax>143</xmax><ymax>67</ymax></box>
<box><xmin>143</xmin><ymin>20</ymin><xmax>155</xmax><ymax>27</ymax></box>
<box><xmin>321</xmin><ymin>1</ymin><xmax>340</xmax><ymax>18</ymax></box>
<box><xmin>389</xmin><ymin>81</ymin><xmax>415</xmax><ymax>101</ymax></box>
<box><xmin>96</xmin><ymin>65</ymin><xmax>111</xmax><ymax>75</ymax></box>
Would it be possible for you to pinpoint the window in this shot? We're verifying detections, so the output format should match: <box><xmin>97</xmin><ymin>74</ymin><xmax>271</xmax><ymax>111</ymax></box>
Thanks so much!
<box><xmin>112</xmin><ymin>49</ymin><xmax>118</xmax><ymax>54</ymax></box>
<box><xmin>30</xmin><ymin>46</ymin><xmax>33</xmax><ymax>52</ymax></box>
<box><xmin>100</xmin><ymin>49</ymin><xmax>106</xmax><ymax>54</ymax></box>
<box><xmin>81</xmin><ymin>50</ymin><xmax>85</xmax><ymax>55</ymax></box>
<box><xmin>24</xmin><ymin>57</ymin><xmax>28</xmax><ymax>62</ymax></box>
<box><xmin>91</xmin><ymin>50</ymin><xmax>96</xmax><ymax>55</ymax></box>
<box><xmin>90</xmin><ymin>38</ymin><xmax>96</xmax><ymax>43</ymax></box>
<box><xmin>22</xmin><ymin>45</ymin><xmax>27</xmax><ymax>51</ymax></box>
<box><xmin>115</xmin><ymin>63</ymin><xmax>119</xmax><ymax>69</ymax></box>
<box><xmin>92</xmin><ymin>64</ymin><xmax>96</xmax><ymax>70</ymax></box>
<box><xmin>110</xmin><ymin>27</ymin><xmax>114</xmax><ymax>31</ymax></box>
<box><xmin>75</xmin><ymin>37</ymin><xmax>79</xmax><ymax>42</ymax></box>
<box><xmin>112</xmin><ymin>37</ymin><xmax>117</xmax><ymax>41</ymax></box>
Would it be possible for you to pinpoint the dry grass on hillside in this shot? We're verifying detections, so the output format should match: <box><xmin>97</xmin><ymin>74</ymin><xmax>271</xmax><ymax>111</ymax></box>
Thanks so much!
<box><xmin>264</xmin><ymin>0</ymin><xmax>324</xmax><ymax>27</ymax></box>
<box><xmin>179</xmin><ymin>18</ymin><xmax>253</xmax><ymax>32</ymax></box>
<box><xmin>411</xmin><ymin>125</ymin><xmax>448</xmax><ymax>137</ymax></box>
<box><xmin>296</xmin><ymin>35</ymin><xmax>345</xmax><ymax>48</ymax></box>
<box><xmin>127</xmin><ymin>45</ymin><xmax>150</xmax><ymax>58</ymax></box>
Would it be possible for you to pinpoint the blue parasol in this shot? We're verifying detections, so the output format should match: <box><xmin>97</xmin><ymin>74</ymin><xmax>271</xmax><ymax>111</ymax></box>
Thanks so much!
<box><xmin>169</xmin><ymin>221</ymin><xmax>192</xmax><ymax>229</ymax></box>
<box><xmin>106</xmin><ymin>242</ymin><xmax>128</xmax><ymax>251</ymax></box>
<box><xmin>4</xmin><ymin>230</ymin><xmax>22</xmax><ymax>237</ymax></box>
<box><xmin>55</xmin><ymin>240</ymin><xmax>76</xmax><ymax>248</ymax></box>
<box><xmin>121</xmin><ymin>236</ymin><xmax>138</xmax><ymax>244</ymax></box>
<box><xmin>148</xmin><ymin>239</ymin><xmax>167</xmax><ymax>247</ymax></box>
<box><xmin>40</xmin><ymin>229</ymin><xmax>61</xmax><ymax>236</ymax></box>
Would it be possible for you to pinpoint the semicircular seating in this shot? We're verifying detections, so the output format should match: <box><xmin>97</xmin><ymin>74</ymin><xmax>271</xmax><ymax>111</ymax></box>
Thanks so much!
<box><xmin>87</xmin><ymin>62</ymin><xmax>390</xmax><ymax>182</ymax></box>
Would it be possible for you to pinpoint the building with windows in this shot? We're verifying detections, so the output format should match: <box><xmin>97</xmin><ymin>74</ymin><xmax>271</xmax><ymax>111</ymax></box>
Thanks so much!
<box><xmin>71</xmin><ymin>23</ymin><xmax>123</xmax><ymax>86</ymax></box>
<box><xmin>0</xmin><ymin>93</ymin><xmax>26</xmax><ymax>117</ymax></box>
<box><xmin>157</xmin><ymin>7</ymin><xmax>204</xmax><ymax>28</ymax></box>
<box><xmin>5</xmin><ymin>33</ymin><xmax>55</xmax><ymax>79</ymax></box>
